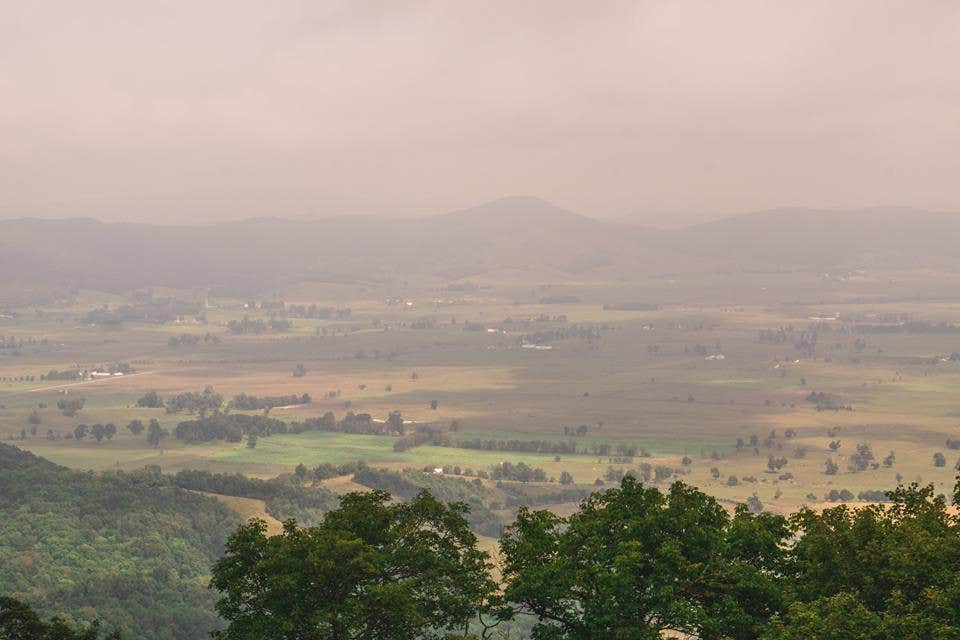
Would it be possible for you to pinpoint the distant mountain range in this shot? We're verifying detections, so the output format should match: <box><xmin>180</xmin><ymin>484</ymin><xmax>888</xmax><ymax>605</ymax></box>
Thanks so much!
<box><xmin>1</xmin><ymin>197</ymin><xmax>958</xmax><ymax>297</ymax></box>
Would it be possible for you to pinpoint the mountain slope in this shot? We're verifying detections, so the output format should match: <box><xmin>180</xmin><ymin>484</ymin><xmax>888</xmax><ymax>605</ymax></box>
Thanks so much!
<box><xmin>2</xmin><ymin>200</ymin><xmax>959</xmax><ymax>297</ymax></box>
<box><xmin>682</xmin><ymin>207</ymin><xmax>960</xmax><ymax>269</ymax></box>
<box><xmin>0</xmin><ymin>197</ymin><xmax>654</xmax><ymax>293</ymax></box>
<box><xmin>0</xmin><ymin>444</ymin><xmax>238</xmax><ymax>639</ymax></box>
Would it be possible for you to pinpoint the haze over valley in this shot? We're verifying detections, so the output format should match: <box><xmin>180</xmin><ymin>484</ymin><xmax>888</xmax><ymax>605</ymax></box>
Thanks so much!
<box><xmin>4</xmin><ymin>2</ymin><xmax>960</xmax><ymax>639</ymax></box>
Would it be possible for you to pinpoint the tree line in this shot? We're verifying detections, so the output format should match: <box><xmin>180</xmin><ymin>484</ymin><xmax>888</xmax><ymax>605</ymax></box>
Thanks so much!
<box><xmin>226</xmin><ymin>316</ymin><xmax>290</xmax><ymax>334</ymax></box>
<box><xmin>397</xmin><ymin>429</ymin><xmax>647</xmax><ymax>459</ymax></box>
<box><xmin>171</xmin><ymin>469</ymin><xmax>339</xmax><ymax>526</ymax></box>
<box><xmin>174</xmin><ymin>414</ymin><xmax>288</xmax><ymax>444</ymax></box>
<box><xmin>227</xmin><ymin>392</ymin><xmax>311</xmax><ymax>410</ymax></box>
<box><xmin>170</xmin><ymin>409</ymin><xmax>426</xmax><ymax>445</ymax></box>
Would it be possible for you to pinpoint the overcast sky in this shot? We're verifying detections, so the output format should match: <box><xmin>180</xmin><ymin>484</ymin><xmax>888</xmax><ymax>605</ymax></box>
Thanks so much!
<box><xmin>1</xmin><ymin>1</ymin><xmax>958</xmax><ymax>225</ymax></box>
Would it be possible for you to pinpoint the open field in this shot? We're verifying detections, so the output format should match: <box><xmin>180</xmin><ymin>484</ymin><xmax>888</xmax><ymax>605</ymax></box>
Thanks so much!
<box><xmin>195</xmin><ymin>491</ymin><xmax>284</xmax><ymax>535</ymax></box>
<box><xmin>5</xmin><ymin>269</ymin><xmax>960</xmax><ymax>515</ymax></box>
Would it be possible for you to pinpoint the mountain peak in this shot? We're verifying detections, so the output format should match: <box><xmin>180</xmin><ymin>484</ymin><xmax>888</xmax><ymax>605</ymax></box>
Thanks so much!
<box><xmin>441</xmin><ymin>196</ymin><xmax>593</xmax><ymax>225</ymax></box>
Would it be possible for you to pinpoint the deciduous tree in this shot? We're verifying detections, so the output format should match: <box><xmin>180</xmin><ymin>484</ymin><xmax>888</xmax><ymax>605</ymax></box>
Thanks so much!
<box><xmin>499</xmin><ymin>477</ymin><xmax>788</xmax><ymax>639</ymax></box>
<box><xmin>210</xmin><ymin>490</ymin><xmax>496</xmax><ymax>640</ymax></box>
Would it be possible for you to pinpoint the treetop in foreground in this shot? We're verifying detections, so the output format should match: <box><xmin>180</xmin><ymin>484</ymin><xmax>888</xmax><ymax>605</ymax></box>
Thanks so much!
<box><xmin>210</xmin><ymin>490</ymin><xmax>496</xmax><ymax>640</ymax></box>
<box><xmin>0</xmin><ymin>597</ymin><xmax>120</xmax><ymax>640</ymax></box>
<box><xmin>499</xmin><ymin>477</ymin><xmax>788</xmax><ymax>640</ymax></box>
<box><xmin>208</xmin><ymin>475</ymin><xmax>960</xmax><ymax>639</ymax></box>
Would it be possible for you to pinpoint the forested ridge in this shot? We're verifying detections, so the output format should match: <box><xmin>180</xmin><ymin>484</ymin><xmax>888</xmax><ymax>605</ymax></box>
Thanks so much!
<box><xmin>4</xmin><ymin>442</ymin><xmax>960</xmax><ymax>639</ymax></box>
<box><xmin>351</xmin><ymin>466</ymin><xmax>503</xmax><ymax>537</ymax></box>
<box><xmin>0</xmin><ymin>445</ymin><xmax>237</xmax><ymax>640</ymax></box>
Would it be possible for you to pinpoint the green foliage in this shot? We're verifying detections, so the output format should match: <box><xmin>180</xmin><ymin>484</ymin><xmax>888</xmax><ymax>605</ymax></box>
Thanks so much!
<box><xmin>0</xmin><ymin>597</ymin><xmax>121</xmax><ymax>640</ymax></box>
<box><xmin>41</xmin><ymin>369</ymin><xmax>84</xmax><ymax>381</ymax></box>
<box><xmin>761</xmin><ymin>593</ymin><xmax>883</xmax><ymax>640</ymax></box>
<box><xmin>228</xmin><ymin>392</ymin><xmax>310</xmax><ymax>411</ymax></box>
<box><xmin>174</xmin><ymin>414</ymin><xmax>288</xmax><ymax>443</ymax></box>
<box><xmin>498</xmin><ymin>483</ymin><xmax>591</xmax><ymax>509</ymax></box>
<box><xmin>310</xmin><ymin>461</ymin><xmax>366</xmax><ymax>482</ymax></box>
<box><xmin>135</xmin><ymin>391</ymin><xmax>164</xmax><ymax>408</ymax></box>
<box><xmin>146</xmin><ymin>418</ymin><xmax>167</xmax><ymax>447</ymax></box>
<box><xmin>0</xmin><ymin>444</ymin><xmax>237</xmax><ymax>640</ymax></box>
<box><xmin>848</xmin><ymin>443</ymin><xmax>875</xmax><ymax>471</ymax></box>
<box><xmin>352</xmin><ymin>467</ymin><xmax>503</xmax><ymax>536</ymax></box>
<box><xmin>57</xmin><ymin>397</ymin><xmax>85</xmax><ymax>417</ymax></box>
<box><xmin>499</xmin><ymin>476</ymin><xmax>788</xmax><ymax>639</ymax></box>
<box><xmin>806</xmin><ymin>391</ymin><xmax>850</xmax><ymax>412</ymax></box>
<box><xmin>172</xmin><ymin>469</ymin><xmax>339</xmax><ymax>526</ymax></box>
<box><xmin>164</xmin><ymin>386</ymin><xmax>223</xmax><ymax>415</ymax></box>
<box><xmin>824</xmin><ymin>457</ymin><xmax>839</xmax><ymax>475</ymax></box>
<box><xmin>490</xmin><ymin>461</ymin><xmax>547</xmax><ymax>482</ymax></box>
<box><xmin>824</xmin><ymin>488</ymin><xmax>855</xmax><ymax>502</ymax></box>
<box><xmin>210</xmin><ymin>491</ymin><xmax>496</xmax><ymax>640</ymax></box>
<box><xmin>779</xmin><ymin>482</ymin><xmax>960</xmax><ymax>637</ymax></box>
<box><xmin>226</xmin><ymin>316</ymin><xmax>289</xmax><ymax>334</ymax></box>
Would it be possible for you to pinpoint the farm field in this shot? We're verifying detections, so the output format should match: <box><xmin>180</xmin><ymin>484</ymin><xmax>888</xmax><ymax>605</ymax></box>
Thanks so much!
<box><xmin>5</xmin><ymin>270</ymin><xmax>960</xmax><ymax>516</ymax></box>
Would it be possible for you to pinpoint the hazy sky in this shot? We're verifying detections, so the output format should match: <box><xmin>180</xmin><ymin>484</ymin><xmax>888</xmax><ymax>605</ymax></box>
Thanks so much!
<box><xmin>1</xmin><ymin>1</ymin><xmax>959</xmax><ymax>225</ymax></box>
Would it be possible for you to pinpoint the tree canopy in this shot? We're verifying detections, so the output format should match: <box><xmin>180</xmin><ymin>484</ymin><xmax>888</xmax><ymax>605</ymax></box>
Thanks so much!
<box><xmin>499</xmin><ymin>476</ymin><xmax>787</xmax><ymax>640</ymax></box>
<box><xmin>0</xmin><ymin>597</ymin><xmax>120</xmax><ymax>640</ymax></box>
<box><xmin>210</xmin><ymin>490</ymin><xmax>496</xmax><ymax>640</ymax></box>
<box><xmin>771</xmin><ymin>482</ymin><xmax>960</xmax><ymax>639</ymax></box>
